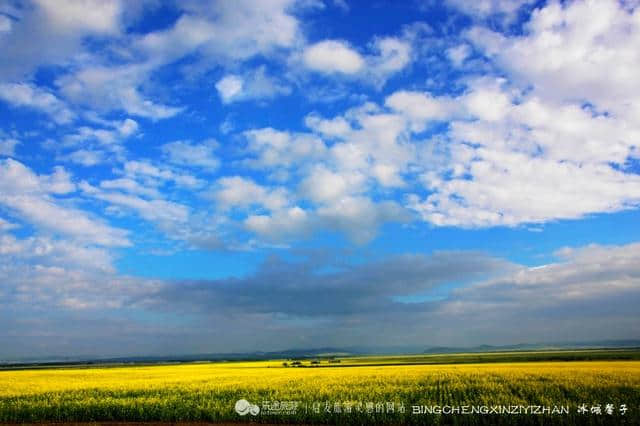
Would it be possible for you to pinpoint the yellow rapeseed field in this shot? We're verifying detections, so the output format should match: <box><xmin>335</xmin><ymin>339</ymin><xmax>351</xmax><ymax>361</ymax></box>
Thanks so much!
<box><xmin>1</xmin><ymin>359</ymin><xmax>639</xmax><ymax>424</ymax></box>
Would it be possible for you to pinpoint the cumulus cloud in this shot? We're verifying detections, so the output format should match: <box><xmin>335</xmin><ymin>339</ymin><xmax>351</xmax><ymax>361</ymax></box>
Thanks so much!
<box><xmin>0</xmin><ymin>159</ymin><xmax>129</xmax><ymax>246</ymax></box>
<box><xmin>0</xmin><ymin>233</ymin><xmax>114</xmax><ymax>273</ymax></box>
<box><xmin>34</xmin><ymin>0</ymin><xmax>122</xmax><ymax>35</ymax></box>
<box><xmin>366</xmin><ymin>37</ymin><xmax>412</xmax><ymax>86</ymax></box>
<box><xmin>385</xmin><ymin>90</ymin><xmax>460</xmax><ymax>131</ymax></box>
<box><xmin>215</xmin><ymin>75</ymin><xmax>244</xmax><ymax>103</ymax></box>
<box><xmin>63</xmin><ymin>149</ymin><xmax>106</xmax><ymax>167</ymax></box>
<box><xmin>0</xmin><ymin>217</ymin><xmax>17</xmax><ymax>231</ymax></box>
<box><xmin>137</xmin><ymin>0</ymin><xmax>300</xmax><ymax>64</ymax></box>
<box><xmin>2</xmin><ymin>0</ymin><xmax>302</xmax><ymax>120</ymax></box>
<box><xmin>81</xmin><ymin>181</ymin><xmax>190</xmax><ymax>227</ymax></box>
<box><xmin>445</xmin><ymin>0</ymin><xmax>536</xmax><ymax>24</ymax></box>
<box><xmin>305</xmin><ymin>114</ymin><xmax>352</xmax><ymax>139</ymax></box>
<box><xmin>243</xmin><ymin>127</ymin><xmax>327</xmax><ymax>171</ymax></box>
<box><xmin>446</xmin><ymin>43</ymin><xmax>472</xmax><ymax>67</ymax></box>
<box><xmin>0</xmin><ymin>0</ymin><xmax>126</xmax><ymax>80</ymax></box>
<box><xmin>63</xmin><ymin>118</ymin><xmax>140</xmax><ymax>147</ymax></box>
<box><xmin>303</xmin><ymin>40</ymin><xmax>365</xmax><ymax>74</ymax></box>
<box><xmin>245</xmin><ymin>206</ymin><xmax>312</xmax><ymax>241</ymax></box>
<box><xmin>300</xmin><ymin>165</ymin><xmax>364</xmax><ymax>204</ymax></box>
<box><xmin>301</xmin><ymin>36</ymin><xmax>412</xmax><ymax>86</ymax></box>
<box><xmin>210</xmin><ymin>176</ymin><xmax>290</xmax><ymax>212</ymax></box>
<box><xmin>225</xmin><ymin>55</ymin><xmax>639</xmax><ymax>236</ymax></box>
<box><xmin>122</xmin><ymin>160</ymin><xmax>203</xmax><ymax>189</ymax></box>
<box><xmin>56</xmin><ymin>64</ymin><xmax>183</xmax><ymax>121</ymax></box>
<box><xmin>233</xmin><ymin>108</ymin><xmax>419</xmax><ymax>243</ymax></box>
<box><xmin>0</xmin><ymin>83</ymin><xmax>75</xmax><ymax>124</ymax></box>
<box><xmin>160</xmin><ymin>139</ymin><xmax>219</xmax><ymax>170</ymax></box>
<box><xmin>404</xmin><ymin>78</ymin><xmax>640</xmax><ymax>227</ymax></box>
<box><xmin>0</xmin><ymin>138</ymin><xmax>19</xmax><ymax>156</ymax></box>
<box><xmin>467</xmin><ymin>0</ymin><xmax>640</xmax><ymax>118</ymax></box>
<box><xmin>99</xmin><ymin>178</ymin><xmax>160</xmax><ymax>199</ymax></box>
<box><xmin>215</xmin><ymin>67</ymin><xmax>291</xmax><ymax>104</ymax></box>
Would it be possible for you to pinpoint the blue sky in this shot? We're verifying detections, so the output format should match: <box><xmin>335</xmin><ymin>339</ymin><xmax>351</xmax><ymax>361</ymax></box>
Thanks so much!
<box><xmin>1</xmin><ymin>0</ymin><xmax>640</xmax><ymax>359</ymax></box>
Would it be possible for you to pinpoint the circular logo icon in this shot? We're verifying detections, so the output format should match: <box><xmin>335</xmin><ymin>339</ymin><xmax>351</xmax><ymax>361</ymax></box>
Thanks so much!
<box><xmin>250</xmin><ymin>404</ymin><xmax>260</xmax><ymax>416</ymax></box>
<box><xmin>235</xmin><ymin>399</ymin><xmax>260</xmax><ymax>416</ymax></box>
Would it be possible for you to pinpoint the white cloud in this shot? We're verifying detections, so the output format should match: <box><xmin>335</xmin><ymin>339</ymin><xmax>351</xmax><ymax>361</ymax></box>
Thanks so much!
<box><xmin>215</xmin><ymin>75</ymin><xmax>243</xmax><ymax>103</ymax></box>
<box><xmin>0</xmin><ymin>159</ymin><xmax>129</xmax><ymax>246</ymax></box>
<box><xmin>300</xmin><ymin>165</ymin><xmax>365</xmax><ymax>204</ymax></box>
<box><xmin>300</xmin><ymin>34</ymin><xmax>412</xmax><ymax>87</ymax></box>
<box><xmin>3</xmin><ymin>0</ymin><xmax>300</xmax><ymax>120</ymax></box>
<box><xmin>211</xmin><ymin>176</ymin><xmax>289</xmax><ymax>212</ymax></box>
<box><xmin>385</xmin><ymin>90</ymin><xmax>459</xmax><ymax>131</ymax></box>
<box><xmin>122</xmin><ymin>160</ymin><xmax>203</xmax><ymax>188</ymax></box>
<box><xmin>305</xmin><ymin>114</ymin><xmax>352</xmax><ymax>139</ymax></box>
<box><xmin>509</xmin><ymin>97</ymin><xmax>640</xmax><ymax>165</ymax></box>
<box><xmin>0</xmin><ymin>138</ymin><xmax>19</xmax><ymax>156</ymax></box>
<box><xmin>0</xmin><ymin>83</ymin><xmax>75</xmax><ymax>124</ymax></box>
<box><xmin>40</xmin><ymin>166</ymin><xmax>76</xmax><ymax>194</ymax></box>
<box><xmin>303</xmin><ymin>40</ymin><xmax>364</xmax><ymax>74</ymax></box>
<box><xmin>56</xmin><ymin>118</ymin><xmax>140</xmax><ymax>167</ymax></box>
<box><xmin>245</xmin><ymin>206</ymin><xmax>311</xmax><ymax>240</ymax></box>
<box><xmin>366</xmin><ymin>37</ymin><xmax>412</xmax><ymax>85</ymax></box>
<box><xmin>446</xmin><ymin>0</ymin><xmax>535</xmax><ymax>22</ymax></box>
<box><xmin>160</xmin><ymin>139</ymin><xmax>219</xmax><ymax>170</ymax></box>
<box><xmin>2</xmin><ymin>0</ymin><xmax>640</xmax><ymax>249</ymax></box>
<box><xmin>370</xmin><ymin>37</ymin><xmax>411</xmax><ymax>73</ymax></box>
<box><xmin>0</xmin><ymin>217</ymin><xmax>17</xmax><ymax>231</ymax></box>
<box><xmin>64</xmin><ymin>118</ymin><xmax>139</xmax><ymax>147</ymax></box>
<box><xmin>0</xmin><ymin>15</ymin><xmax>11</xmax><ymax>33</ymax></box>
<box><xmin>446</xmin><ymin>44</ymin><xmax>472</xmax><ymax>67</ymax></box>
<box><xmin>117</xmin><ymin>118</ymin><xmax>139</xmax><ymax>137</ymax></box>
<box><xmin>242</xmin><ymin>197</ymin><xmax>408</xmax><ymax>245</ymax></box>
<box><xmin>138</xmin><ymin>0</ymin><xmax>300</xmax><ymax>64</ymax></box>
<box><xmin>467</xmin><ymin>0</ymin><xmax>640</xmax><ymax>119</ymax></box>
<box><xmin>81</xmin><ymin>182</ymin><xmax>189</xmax><ymax>226</ymax></box>
<box><xmin>462</xmin><ymin>85</ymin><xmax>511</xmax><ymax>122</ymax></box>
<box><xmin>233</xmin><ymin>63</ymin><xmax>639</xmax><ymax>236</ymax></box>
<box><xmin>243</xmin><ymin>127</ymin><xmax>327</xmax><ymax>170</ymax></box>
<box><xmin>410</xmin><ymin>144</ymin><xmax>640</xmax><ymax>227</ymax></box>
<box><xmin>234</xmin><ymin>102</ymin><xmax>419</xmax><ymax>242</ymax></box>
<box><xmin>0</xmin><ymin>0</ymin><xmax>128</xmax><ymax>80</ymax></box>
<box><xmin>34</xmin><ymin>0</ymin><xmax>122</xmax><ymax>35</ymax></box>
<box><xmin>0</xmin><ymin>233</ymin><xmax>115</xmax><ymax>272</ymax></box>
<box><xmin>402</xmin><ymin>67</ymin><xmax>640</xmax><ymax>228</ymax></box>
<box><xmin>64</xmin><ymin>127</ymin><xmax>119</xmax><ymax>146</ymax></box>
<box><xmin>337</xmin><ymin>111</ymin><xmax>413</xmax><ymax>184</ymax></box>
<box><xmin>56</xmin><ymin>64</ymin><xmax>183</xmax><ymax>121</ymax></box>
<box><xmin>99</xmin><ymin>178</ymin><xmax>160</xmax><ymax>199</ymax></box>
<box><xmin>0</xmin><ymin>158</ymin><xmax>74</xmax><ymax>195</ymax></box>
<box><xmin>215</xmin><ymin>67</ymin><xmax>290</xmax><ymax>104</ymax></box>
<box><xmin>316</xmin><ymin>196</ymin><xmax>408</xmax><ymax>244</ymax></box>
<box><xmin>63</xmin><ymin>149</ymin><xmax>106</xmax><ymax>167</ymax></box>
<box><xmin>0</xmin><ymin>253</ymin><xmax>160</xmax><ymax>316</ymax></box>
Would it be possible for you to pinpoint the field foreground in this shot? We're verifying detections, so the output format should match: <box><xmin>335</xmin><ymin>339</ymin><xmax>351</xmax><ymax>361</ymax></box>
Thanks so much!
<box><xmin>1</xmin><ymin>352</ymin><xmax>639</xmax><ymax>425</ymax></box>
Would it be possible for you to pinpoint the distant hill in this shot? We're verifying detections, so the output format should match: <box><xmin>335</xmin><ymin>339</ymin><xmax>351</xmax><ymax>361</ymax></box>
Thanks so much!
<box><xmin>3</xmin><ymin>340</ymin><xmax>640</xmax><ymax>367</ymax></box>
<box><xmin>423</xmin><ymin>340</ymin><xmax>640</xmax><ymax>354</ymax></box>
<box><xmin>0</xmin><ymin>347</ymin><xmax>365</xmax><ymax>367</ymax></box>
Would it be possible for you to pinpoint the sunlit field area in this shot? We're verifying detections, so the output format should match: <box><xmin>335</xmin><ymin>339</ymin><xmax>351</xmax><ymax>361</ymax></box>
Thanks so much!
<box><xmin>1</xmin><ymin>351</ymin><xmax>639</xmax><ymax>425</ymax></box>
